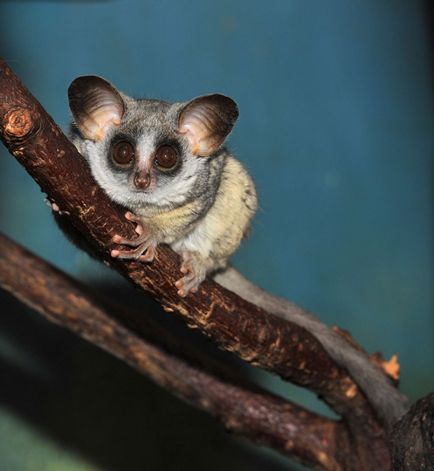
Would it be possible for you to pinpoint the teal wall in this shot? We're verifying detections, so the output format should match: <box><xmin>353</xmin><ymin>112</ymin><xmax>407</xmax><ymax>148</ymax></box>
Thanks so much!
<box><xmin>0</xmin><ymin>1</ymin><xmax>432</xmax><ymax>470</ymax></box>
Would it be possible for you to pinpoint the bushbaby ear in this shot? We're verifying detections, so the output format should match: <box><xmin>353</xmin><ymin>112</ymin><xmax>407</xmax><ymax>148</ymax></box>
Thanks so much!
<box><xmin>177</xmin><ymin>94</ymin><xmax>239</xmax><ymax>156</ymax></box>
<box><xmin>68</xmin><ymin>76</ymin><xmax>125</xmax><ymax>141</ymax></box>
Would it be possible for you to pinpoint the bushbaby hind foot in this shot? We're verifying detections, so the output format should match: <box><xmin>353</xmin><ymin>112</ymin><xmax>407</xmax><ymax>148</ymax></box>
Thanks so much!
<box><xmin>175</xmin><ymin>252</ymin><xmax>208</xmax><ymax>297</ymax></box>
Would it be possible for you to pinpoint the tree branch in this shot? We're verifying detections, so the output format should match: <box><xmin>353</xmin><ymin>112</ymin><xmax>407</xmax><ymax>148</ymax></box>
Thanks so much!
<box><xmin>0</xmin><ymin>232</ymin><xmax>349</xmax><ymax>471</ymax></box>
<box><xmin>0</xmin><ymin>58</ymin><xmax>411</xmax><ymax>469</ymax></box>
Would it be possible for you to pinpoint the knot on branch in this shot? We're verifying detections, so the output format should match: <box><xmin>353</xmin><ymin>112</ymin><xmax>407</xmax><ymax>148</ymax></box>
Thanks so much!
<box><xmin>4</xmin><ymin>107</ymin><xmax>34</xmax><ymax>139</ymax></box>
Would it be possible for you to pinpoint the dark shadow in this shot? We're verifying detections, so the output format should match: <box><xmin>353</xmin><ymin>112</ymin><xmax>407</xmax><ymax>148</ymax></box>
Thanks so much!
<box><xmin>0</xmin><ymin>287</ymin><xmax>292</xmax><ymax>471</ymax></box>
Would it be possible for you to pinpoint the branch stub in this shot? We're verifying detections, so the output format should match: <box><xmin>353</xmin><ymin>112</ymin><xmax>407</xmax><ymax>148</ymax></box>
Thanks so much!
<box><xmin>4</xmin><ymin>107</ymin><xmax>34</xmax><ymax>138</ymax></box>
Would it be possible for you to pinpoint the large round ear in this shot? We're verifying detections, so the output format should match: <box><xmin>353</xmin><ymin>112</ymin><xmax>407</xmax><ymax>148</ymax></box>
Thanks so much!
<box><xmin>68</xmin><ymin>76</ymin><xmax>125</xmax><ymax>141</ymax></box>
<box><xmin>177</xmin><ymin>94</ymin><xmax>239</xmax><ymax>156</ymax></box>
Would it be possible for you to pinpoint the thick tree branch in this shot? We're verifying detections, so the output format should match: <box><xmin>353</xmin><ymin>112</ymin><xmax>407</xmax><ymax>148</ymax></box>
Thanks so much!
<box><xmin>0</xmin><ymin>232</ymin><xmax>349</xmax><ymax>471</ymax></box>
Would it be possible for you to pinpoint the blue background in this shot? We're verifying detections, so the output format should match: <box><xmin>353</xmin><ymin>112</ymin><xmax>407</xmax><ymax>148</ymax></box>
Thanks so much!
<box><xmin>0</xmin><ymin>1</ymin><xmax>432</xmax><ymax>470</ymax></box>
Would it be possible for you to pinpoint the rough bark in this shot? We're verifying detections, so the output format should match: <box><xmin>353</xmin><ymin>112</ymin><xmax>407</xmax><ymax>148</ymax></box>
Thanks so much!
<box><xmin>391</xmin><ymin>393</ymin><xmax>434</xmax><ymax>470</ymax></box>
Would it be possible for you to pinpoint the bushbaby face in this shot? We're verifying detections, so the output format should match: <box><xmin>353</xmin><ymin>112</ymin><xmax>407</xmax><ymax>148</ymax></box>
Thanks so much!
<box><xmin>68</xmin><ymin>76</ymin><xmax>238</xmax><ymax>211</ymax></box>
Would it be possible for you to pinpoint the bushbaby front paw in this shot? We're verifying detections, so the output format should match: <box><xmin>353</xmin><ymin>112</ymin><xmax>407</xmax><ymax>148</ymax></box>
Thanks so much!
<box><xmin>111</xmin><ymin>243</ymin><xmax>156</xmax><ymax>262</ymax></box>
<box><xmin>110</xmin><ymin>211</ymin><xmax>156</xmax><ymax>262</ymax></box>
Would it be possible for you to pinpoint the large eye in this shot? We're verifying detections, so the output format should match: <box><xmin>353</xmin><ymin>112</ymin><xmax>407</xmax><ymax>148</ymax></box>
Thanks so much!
<box><xmin>111</xmin><ymin>141</ymin><xmax>135</xmax><ymax>166</ymax></box>
<box><xmin>154</xmin><ymin>145</ymin><xmax>178</xmax><ymax>171</ymax></box>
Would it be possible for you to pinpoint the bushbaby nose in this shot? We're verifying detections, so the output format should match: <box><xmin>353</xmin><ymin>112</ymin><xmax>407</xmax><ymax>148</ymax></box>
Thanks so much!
<box><xmin>134</xmin><ymin>171</ymin><xmax>151</xmax><ymax>190</ymax></box>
